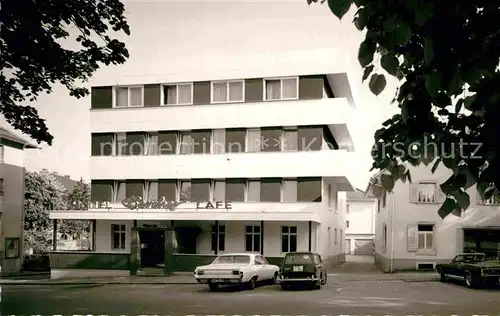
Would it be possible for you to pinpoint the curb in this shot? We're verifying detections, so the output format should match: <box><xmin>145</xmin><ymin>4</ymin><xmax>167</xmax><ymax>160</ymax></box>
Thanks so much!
<box><xmin>0</xmin><ymin>281</ymin><xmax>200</xmax><ymax>285</ymax></box>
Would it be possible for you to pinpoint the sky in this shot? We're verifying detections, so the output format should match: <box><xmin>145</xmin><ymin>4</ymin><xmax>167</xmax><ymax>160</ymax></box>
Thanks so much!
<box><xmin>3</xmin><ymin>0</ymin><xmax>399</xmax><ymax>189</ymax></box>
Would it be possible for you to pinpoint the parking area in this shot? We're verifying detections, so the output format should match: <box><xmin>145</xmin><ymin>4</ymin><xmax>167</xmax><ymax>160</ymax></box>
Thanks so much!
<box><xmin>2</xmin><ymin>278</ymin><xmax>499</xmax><ymax>315</ymax></box>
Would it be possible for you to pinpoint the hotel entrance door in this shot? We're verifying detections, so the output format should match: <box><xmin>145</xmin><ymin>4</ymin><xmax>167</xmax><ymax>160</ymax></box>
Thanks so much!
<box><xmin>139</xmin><ymin>229</ymin><xmax>165</xmax><ymax>268</ymax></box>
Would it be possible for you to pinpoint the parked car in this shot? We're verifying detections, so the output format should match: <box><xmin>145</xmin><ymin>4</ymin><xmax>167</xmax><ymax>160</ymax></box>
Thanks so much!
<box><xmin>193</xmin><ymin>253</ymin><xmax>280</xmax><ymax>291</ymax></box>
<box><xmin>436</xmin><ymin>252</ymin><xmax>500</xmax><ymax>288</ymax></box>
<box><xmin>277</xmin><ymin>252</ymin><xmax>327</xmax><ymax>290</ymax></box>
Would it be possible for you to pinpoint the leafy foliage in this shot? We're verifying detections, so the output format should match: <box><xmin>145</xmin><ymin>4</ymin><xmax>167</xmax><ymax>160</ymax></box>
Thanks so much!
<box><xmin>0</xmin><ymin>0</ymin><xmax>130</xmax><ymax>145</ymax></box>
<box><xmin>59</xmin><ymin>179</ymin><xmax>91</xmax><ymax>239</ymax></box>
<box><xmin>311</xmin><ymin>0</ymin><xmax>500</xmax><ymax>218</ymax></box>
<box><xmin>24</xmin><ymin>171</ymin><xmax>91</xmax><ymax>254</ymax></box>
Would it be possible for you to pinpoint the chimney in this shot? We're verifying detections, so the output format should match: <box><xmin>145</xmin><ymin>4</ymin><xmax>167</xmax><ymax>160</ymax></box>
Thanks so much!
<box><xmin>64</xmin><ymin>175</ymin><xmax>70</xmax><ymax>178</ymax></box>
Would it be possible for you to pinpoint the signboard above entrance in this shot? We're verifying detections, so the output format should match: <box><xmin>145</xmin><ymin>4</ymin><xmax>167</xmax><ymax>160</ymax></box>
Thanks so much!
<box><xmin>84</xmin><ymin>197</ymin><xmax>233</xmax><ymax>210</ymax></box>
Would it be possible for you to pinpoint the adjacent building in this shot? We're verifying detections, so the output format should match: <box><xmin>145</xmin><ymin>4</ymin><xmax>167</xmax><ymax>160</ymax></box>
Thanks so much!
<box><xmin>345</xmin><ymin>189</ymin><xmax>376</xmax><ymax>255</ymax></box>
<box><xmin>368</xmin><ymin>164</ymin><xmax>500</xmax><ymax>272</ymax></box>
<box><xmin>0</xmin><ymin>127</ymin><xmax>38</xmax><ymax>275</ymax></box>
<box><xmin>49</xmin><ymin>72</ymin><xmax>357</xmax><ymax>276</ymax></box>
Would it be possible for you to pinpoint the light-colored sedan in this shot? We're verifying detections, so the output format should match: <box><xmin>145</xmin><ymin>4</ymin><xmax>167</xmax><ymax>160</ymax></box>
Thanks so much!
<box><xmin>194</xmin><ymin>253</ymin><xmax>280</xmax><ymax>291</ymax></box>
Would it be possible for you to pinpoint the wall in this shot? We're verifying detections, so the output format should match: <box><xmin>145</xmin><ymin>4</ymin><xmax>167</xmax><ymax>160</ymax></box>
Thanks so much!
<box><xmin>2</xmin><ymin>145</ymin><xmax>25</xmax><ymax>167</ymax></box>
<box><xmin>374</xmin><ymin>163</ymin><xmax>500</xmax><ymax>271</ymax></box>
<box><xmin>0</xmin><ymin>161</ymin><xmax>25</xmax><ymax>274</ymax></box>
<box><xmin>346</xmin><ymin>199</ymin><xmax>376</xmax><ymax>236</ymax></box>
<box><xmin>319</xmin><ymin>178</ymin><xmax>347</xmax><ymax>268</ymax></box>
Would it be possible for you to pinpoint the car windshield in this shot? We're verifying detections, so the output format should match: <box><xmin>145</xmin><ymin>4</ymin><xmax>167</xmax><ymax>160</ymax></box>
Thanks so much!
<box><xmin>284</xmin><ymin>253</ymin><xmax>313</xmax><ymax>265</ymax></box>
<box><xmin>212</xmin><ymin>255</ymin><xmax>250</xmax><ymax>264</ymax></box>
<box><xmin>460</xmin><ymin>254</ymin><xmax>485</xmax><ymax>263</ymax></box>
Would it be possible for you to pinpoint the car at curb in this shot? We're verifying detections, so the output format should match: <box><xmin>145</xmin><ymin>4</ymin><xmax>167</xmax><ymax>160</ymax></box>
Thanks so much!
<box><xmin>193</xmin><ymin>253</ymin><xmax>280</xmax><ymax>291</ymax></box>
<box><xmin>436</xmin><ymin>252</ymin><xmax>500</xmax><ymax>288</ymax></box>
<box><xmin>277</xmin><ymin>252</ymin><xmax>327</xmax><ymax>290</ymax></box>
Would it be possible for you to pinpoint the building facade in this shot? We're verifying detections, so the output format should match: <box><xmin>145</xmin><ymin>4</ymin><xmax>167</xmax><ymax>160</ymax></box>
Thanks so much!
<box><xmin>368</xmin><ymin>164</ymin><xmax>500</xmax><ymax>272</ymax></box>
<box><xmin>345</xmin><ymin>189</ymin><xmax>376</xmax><ymax>255</ymax></box>
<box><xmin>0</xmin><ymin>127</ymin><xmax>37</xmax><ymax>275</ymax></box>
<box><xmin>49</xmin><ymin>73</ymin><xmax>356</xmax><ymax>276</ymax></box>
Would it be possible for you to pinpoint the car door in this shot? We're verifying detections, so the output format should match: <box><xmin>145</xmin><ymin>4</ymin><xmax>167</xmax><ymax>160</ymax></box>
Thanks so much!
<box><xmin>259</xmin><ymin>255</ymin><xmax>273</xmax><ymax>279</ymax></box>
<box><xmin>314</xmin><ymin>254</ymin><xmax>325</xmax><ymax>277</ymax></box>
<box><xmin>448</xmin><ymin>255</ymin><xmax>463</xmax><ymax>277</ymax></box>
<box><xmin>253</xmin><ymin>256</ymin><xmax>266</xmax><ymax>279</ymax></box>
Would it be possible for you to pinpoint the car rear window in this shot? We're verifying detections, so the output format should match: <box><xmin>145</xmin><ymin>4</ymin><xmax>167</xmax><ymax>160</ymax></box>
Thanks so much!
<box><xmin>212</xmin><ymin>255</ymin><xmax>250</xmax><ymax>264</ymax></box>
<box><xmin>284</xmin><ymin>254</ymin><xmax>313</xmax><ymax>264</ymax></box>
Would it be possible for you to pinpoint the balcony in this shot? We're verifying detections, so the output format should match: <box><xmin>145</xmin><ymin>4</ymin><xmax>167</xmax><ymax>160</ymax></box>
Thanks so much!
<box><xmin>49</xmin><ymin>201</ymin><xmax>322</xmax><ymax>222</ymax></box>
<box><xmin>90</xmin><ymin>149</ymin><xmax>354</xmax><ymax>185</ymax></box>
<box><xmin>90</xmin><ymin>98</ymin><xmax>354</xmax><ymax>149</ymax></box>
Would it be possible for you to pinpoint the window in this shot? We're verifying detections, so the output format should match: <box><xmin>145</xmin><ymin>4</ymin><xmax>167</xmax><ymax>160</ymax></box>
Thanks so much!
<box><xmin>180</xmin><ymin>180</ymin><xmax>192</xmax><ymax>201</ymax></box>
<box><xmin>114</xmin><ymin>181</ymin><xmax>126</xmax><ymax>202</ymax></box>
<box><xmin>211</xmin><ymin>224</ymin><xmax>225</xmax><ymax>252</ymax></box>
<box><xmin>162</xmin><ymin>83</ymin><xmax>193</xmax><ymax>105</ymax></box>
<box><xmin>246</xmin><ymin>179</ymin><xmax>260</xmax><ymax>202</ymax></box>
<box><xmin>115</xmin><ymin>133</ymin><xmax>127</xmax><ymax>155</ymax></box>
<box><xmin>0</xmin><ymin>179</ymin><xmax>3</xmax><ymax>196</ymax></box>
<box><xmin>257</xmin><ymin>255</ymin><xmax>269</xmax><ymax>265</ymax></box>
<box><xmin>179</xmin><ymin>132</ymin><xmax>194</xmax><ymax>154</ymax></box>
<box><xmin>212</xmin><ymin>180</ymin><xmax>225</xmax><ymax>201</ymax></box>
<box><xmin>281</xmin><ymin>226</ymin><xmax>297</xmax><ymax>253</ymax></box>
<box><xmin>225</xmin><ymin>179</ymin><xmax>245</xmax><ymax>202</ymax></box>
<box><xmin>264</xmin><ymin>77</ymin><xmax>298</xmax><ymax>101</ymax></box>
<box><xmin>147</xmin><ymin>181</ymin><xmax>158</xmax><ymax>201</ymax></box>
<box><xmin>297</xmin><ymin>177</ymin><xmax>322</xmax><ymax>202</ymax></box>
<box><xmin>245</xmin><ymin>225</ymin><xmax>261</xmax><ymax>252</ymax></box>
<box><xmin>146</xmin><ymin>133</ymin><xmax>159</xmax><ymax>155</ymax></box>
<box><xmin>334</xmin><ymin>228</ymin><xmax>338</xmax><ymax>245</ymax></box>
<box><xmin>0</xmin><ymin>145</ymin><xmax>3</xmax><ymax>163</ymax></box>
<box><xmin>346</xmin><ymin>221</ymin><xmax>349</xmax><ymax>228</ymax></box>
<box><xmin>417</xmin><ymin>224</ymin><xmax>434</xmax><ymax>250</ymax></box>
<box><xmin>346</xmin><ymin>204</ymin><xmax>350</xmax><ymax>213</ymax></box>
<box><xmin>340</xmin><ymin>229</ymin><xmax>343</xmax><ymax>250</ymax></box>
<box><xmin>191</xmin><ymin>179</ymin><xmax>211</xmax><ymax>202</ymax></box>
<box><xmin>111</xmin><ymin>224</ymin><xmax>126</xmax><ymax>250</ymax></box>
<box><xmin>377</xmin><ymin>198</ymin><xmax>381</xmax><ymax>212</ymax></box>
<box><xmin>327</xmin><ymin>227</ymin><xmax>331</xmax><ymax>249</ymax></box>
<box><xmin>282</xmin><ymin>178</ymin><xmax>297</xmax><ymax>202</ymax></box>
<box><xmin>211</xmin><ymin>80</ymin><xmax>244</xmax><ymax>103</ymax></box>
<box><xmin>115</xmin><ymin>86</ymin><xmax>143</xmax><ymax>107</ymax></box>
<box><xmin>478</xmin><ymin>187</ymin><xmax>500</xmax><ymax>205</ymax></box>
<box><xmin>260</xmin><ymin>178</ymin><xmax>281</xmax><ymax>202</ymax></box>
<box><xmin>246</xmin><ymin>129</ymin><xmax>261</xmax><ymax>152</ymax></box>
<box><xmin>282</xmin><ymin>127</ymin><xmax>298</xmax><ymax>151</ymax></box>
<box><xmin>411</xmin><ymin>182</ymin><xmax>438</xmax><ymax>203</ymax></box>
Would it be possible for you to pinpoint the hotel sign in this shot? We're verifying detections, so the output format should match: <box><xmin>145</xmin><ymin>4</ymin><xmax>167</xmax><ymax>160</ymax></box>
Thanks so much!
<box><xmin>77</xmin><ymin>197</ymin><xmax>232</xmax><ymax>210</ymax></box>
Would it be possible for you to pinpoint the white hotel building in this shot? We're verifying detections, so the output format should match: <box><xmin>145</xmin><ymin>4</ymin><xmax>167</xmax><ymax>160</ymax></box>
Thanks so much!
<box><xmin>49</xmin><ymin>69</ymin><xmax>357</xmax><ymax>276</ymax></box>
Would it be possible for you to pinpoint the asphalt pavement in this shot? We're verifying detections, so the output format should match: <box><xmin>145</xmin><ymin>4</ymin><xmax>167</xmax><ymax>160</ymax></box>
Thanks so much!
<box><xmin>2</xmin><ymin>278</ymin><xmax>499</xmax><ymax>315</ymax></box>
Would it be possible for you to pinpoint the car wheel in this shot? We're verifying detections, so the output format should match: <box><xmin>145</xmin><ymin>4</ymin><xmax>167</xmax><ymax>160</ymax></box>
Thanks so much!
<box><xmin>314</xmin><ymin>274</ymin><xmax>322</xmax><ymax>289</ymax></box>
<box><xmin>208</xmin><ymin>283</ymin><xmax>219</xmax><ymax>292</ymax></box>
<box><xmin>437</xmin><ymin>268</ymin><xmax>446</xmax><ymax>282</ymax></box>
<box><xmin>247</xmin><ymin>276</ymin><xmax>257</xmax><ymax>290</ymax></box>
<box><xmin>464</xmin><ymin>271</ymin><xmax>477</xmax><ymax>288</ymax></box>
<box><xmin>280</xmin><ymin>283</ymin><xmax>290</xmax><ymax>291</ymax></box>
<box><xmin>271</xmin><ymin>272</ymin><xmax>278</xmax><ymax>285</ymax></box>
<box><xmin>321</xmin><ymin>273</ymin><xmax>328</xmax><ymax>285</ymax></box>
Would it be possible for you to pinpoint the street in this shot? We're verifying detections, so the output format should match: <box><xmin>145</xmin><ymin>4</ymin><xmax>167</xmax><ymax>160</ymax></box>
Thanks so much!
<box><xmin>2</xmin><ymin>279</ymin><xmax>499</xmax><ymax>315</ymax></box>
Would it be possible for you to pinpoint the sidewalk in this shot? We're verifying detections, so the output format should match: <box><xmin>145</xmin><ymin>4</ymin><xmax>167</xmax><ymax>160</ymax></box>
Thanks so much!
<box><xmin>0</xmin><ymin>271</ymin><xmax>439</xmax><ymax>285</ymax></box>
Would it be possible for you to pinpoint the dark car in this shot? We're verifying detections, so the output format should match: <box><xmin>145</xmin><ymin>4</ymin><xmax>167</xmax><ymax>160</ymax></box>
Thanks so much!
<box><xmin>277</xmin><ymin>252</ymin><xmax>327</xmax><ymax>290</ymax></box>
<box><xmin>436</xmin><ymin>252</ymin><xmax>500</xmax><ymax>288</ymax></box>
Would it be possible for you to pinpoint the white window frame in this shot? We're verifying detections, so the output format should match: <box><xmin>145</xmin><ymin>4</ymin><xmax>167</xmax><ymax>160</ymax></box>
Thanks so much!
<box><xmin>0</xmin><ymin>145</ymin><xmax>4</xmax><ymax>163</ymax></box>
<box><xmin>111</xmin><ymin>224</ymin><xmax>126</xmax><ymax>250</ymax></box>
<box><xmin>417</xmin><ymin>224</ymin><xmax>434</xmax><ymax>250</ymax></box>
<box><xmin>210</xmin><ymin>80</ymin><xmax>245</xmax><ymax>103</ymax></box>
<box><xmin>245</xmin><ymin>178</ymin><xmax>260</xmax><ymax>202</ymax></box>
<box><xmin>178</xmin><ymin>130</ymin><xmax>194</xmax><ymax>154</ymax></box>
<box><xmin>263</xmin><ymin>76</ymin><xmax>299</xmax><ymax>101</ymax></box>
<box><xmin>477</xmin><ymin>187</ymin><xmax>500</xmax><ymax>205</ymax></box>
<box><xmin>161</xmin><ymin>83</ymin><xmax>194</xmax><ymax>106</ymax></box>
<box><xmin>245</xmin><ymin>128</ymin><xmax>261</xmax><ymax>153</ymax></box>
<box><xmin>280</xmin><ymin>225</ymin><xmax>297</xmax><ymax>253</ymax></box>
<box><xmin>282</xmin><ymin>126</ymin><xmax>298</xmax><ymax>152</ymax></box>
<box><xmin>414</xmin><ymin>181</ymin><xmax>439</xmax><ymax>204</ymax></box>
<box><xmin>113</xmin><ymin>85</ymin><xmax>144</xmax><ymax>108</ymax></box>
<box><xmin>244</xmin><ymin>225</ymin><xmax>261</xmax><ymax>252</ymax></box>
<box><xmin>145</xmin><ymin>132</ymin><xmax>159</xmax><ymax>155</ymax></box>
<box><xmin>280</xmin><ymin>178</ymin><xmax>297</xmax><ymax>202</ymax></box>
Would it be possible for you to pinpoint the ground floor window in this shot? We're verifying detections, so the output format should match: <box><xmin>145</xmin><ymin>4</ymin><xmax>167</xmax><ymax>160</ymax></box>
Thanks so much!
<box><xmin>281</xmin><ymin>225</ymin><xmax>297</xmax><ymax>252</ymax></box>
<box><xmin>417</xmin><ymin>224</ymin><xmax>434</xmax><ymax>250</ymax></box>
<box><xmin>111</xmin><ymin>224</ymin><xmax>126</xmax><ymax>250</ymax></box>
<box><xmin>245</xmin><ymin>225</ymin><xmax>261</xmax><ymax>252</ymax></box>
<box><xmin>211</xmin><ymin>224</ymin><xmax>225</xmax><ymax>252</ymax></box>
